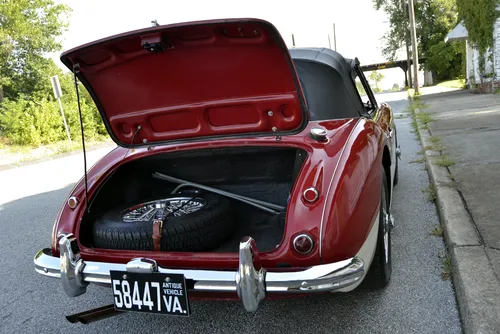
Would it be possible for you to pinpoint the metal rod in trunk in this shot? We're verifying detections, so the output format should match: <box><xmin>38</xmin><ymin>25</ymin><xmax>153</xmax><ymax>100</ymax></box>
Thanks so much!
<box><xmin>152</xmin><ymin>172</ymin><xmax>285</xmax><ymax>214</ymax></box>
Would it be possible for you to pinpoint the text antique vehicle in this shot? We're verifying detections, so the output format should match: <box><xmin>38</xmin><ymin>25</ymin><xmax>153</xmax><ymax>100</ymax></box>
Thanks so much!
<box><xmin>33</xmin><ymin>18</ymin><xmax>401</xmax><ymax>323</ymax></box>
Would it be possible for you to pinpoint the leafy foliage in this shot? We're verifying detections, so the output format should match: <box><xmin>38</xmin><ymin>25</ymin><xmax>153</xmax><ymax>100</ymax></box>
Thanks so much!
<box><xmin>0</xmin><ymin>72</ymin><xmax>107</xmax><ymax>146</ymax></box>
<box><xmin>369</xmin><ymin>71</ymin><xmax>384</xmax><ymax>92</ymax></box>
<box><xmin>0</xmin><ymin>0</ymin><xmax>72</xmax><ymax>98</ymax></box>
<box><xmin>373</xmin><ymin>0</ymin><xmax>408</xmax><ymax>61</ymax></box>
<box><xmin>356</xmin><ymin>79</ymin><xmax>367</xmax><ymax>96</ymax></box>
<box><xmin>373</xmin><ymin>0</ymin><xmax>465</xmax><ymax>81</ymax></box>
<box><xmin>0</xmin><ymin>0</ymin><xmax>107</xmax><ymax>146</ymax></box>
<box><xmin>457</xmin><ymin>0</ymin><xmax>500</xmax><ymax>75</ymax></box>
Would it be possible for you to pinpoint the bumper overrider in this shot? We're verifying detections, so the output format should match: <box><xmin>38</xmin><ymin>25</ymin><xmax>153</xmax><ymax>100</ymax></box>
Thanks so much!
<box><xmin>34</xmin><ymin>234</ymin><xmax>365</xmax><ymax>312</ymax></box>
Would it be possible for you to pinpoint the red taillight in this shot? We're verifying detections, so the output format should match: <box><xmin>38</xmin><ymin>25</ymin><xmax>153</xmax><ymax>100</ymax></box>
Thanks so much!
<box><xmin>293</xmin><ymin>234</ymin><xmax>314</xmax><ymax>254</ymax></box>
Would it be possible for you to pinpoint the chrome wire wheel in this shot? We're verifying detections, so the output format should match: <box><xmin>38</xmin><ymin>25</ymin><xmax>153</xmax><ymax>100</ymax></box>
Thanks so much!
<box><xmin>121</xmin><ymin>197</ymin><xmax>206</xmax><ymax>223</ymax></box>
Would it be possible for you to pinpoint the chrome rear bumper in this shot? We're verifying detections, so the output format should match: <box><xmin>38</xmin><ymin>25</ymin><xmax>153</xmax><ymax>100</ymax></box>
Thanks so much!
<box><xmin>34</xmin><ymin>234</ymin><xmax>364</xmax><ymax>312</ymax></box>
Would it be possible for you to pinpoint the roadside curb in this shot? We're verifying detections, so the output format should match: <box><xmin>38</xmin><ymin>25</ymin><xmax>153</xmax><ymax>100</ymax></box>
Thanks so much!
<box><xmin>414</xmin><ymin>107</ymin><xmax>500</xmax><ymax>334</ymax></box>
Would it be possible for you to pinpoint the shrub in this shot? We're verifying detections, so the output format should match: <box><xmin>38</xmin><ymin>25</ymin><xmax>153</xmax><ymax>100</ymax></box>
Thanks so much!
<box><xmin>0</xmin><ymin>92</ymin><xmax>106</xmax><ymax>146</ymax></box>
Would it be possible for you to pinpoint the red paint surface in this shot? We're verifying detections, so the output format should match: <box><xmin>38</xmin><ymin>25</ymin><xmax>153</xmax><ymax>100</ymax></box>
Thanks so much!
<box><xmin>52</xmin><ymin>113</ymin><xmax>391</xmax><ymax>271</ymax></box>
<box><xmin>60</xmin><ymin>19</ymin><xmax>307</xmax><ymax>146</ymax></box>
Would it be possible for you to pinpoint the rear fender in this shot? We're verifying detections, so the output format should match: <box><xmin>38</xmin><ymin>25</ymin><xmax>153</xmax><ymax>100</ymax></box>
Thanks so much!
<box><xmin>320</xmin><ymin>118</ymin><xmax>385</xmax><ymax>264</ymax></box>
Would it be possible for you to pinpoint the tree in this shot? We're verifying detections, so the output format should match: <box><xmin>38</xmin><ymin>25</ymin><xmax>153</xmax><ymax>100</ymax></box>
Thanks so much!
<box><xmin>369</xmin><ymin>71</ymin><xmax>385</xmax><ymax>92</ymax></box>
<box><xmin>457</xmin><ymin>0</ymin><xmax>499</xmax><ymax>77</ymax></box>
<box><xmin>0</xmin><ymin>1</ymin><xmax>107</xmax><ymax>147</ymax></box>
<box><xmin>355</xmin><ymin>79</ymin><xmax>366</xmax><ymax>96</ymax></box>
<box><xmin>373</xmin><ymin>0</ymin><xmax>465</xmax><ymax>81</ymax></box>
<box><xmin>0</xmin><ymin>0</ymin><xmax>72</xmax><ymax>100</ymax></box>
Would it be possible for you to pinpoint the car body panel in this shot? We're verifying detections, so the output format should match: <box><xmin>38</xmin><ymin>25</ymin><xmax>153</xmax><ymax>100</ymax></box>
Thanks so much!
<box><xmin>53</xmin><ymin>118</ymin><xmax>364</xmax><ymax>269</ymax></box>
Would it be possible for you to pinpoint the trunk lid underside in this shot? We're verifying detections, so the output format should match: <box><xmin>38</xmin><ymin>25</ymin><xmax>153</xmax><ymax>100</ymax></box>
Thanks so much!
<box><xmin>61</xmin><ymin>19</ymin><xmax>308</xmax><ymax>147</ymax></box>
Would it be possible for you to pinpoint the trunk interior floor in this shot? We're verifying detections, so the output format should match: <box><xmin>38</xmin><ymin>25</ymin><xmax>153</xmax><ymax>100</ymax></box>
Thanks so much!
<box><xmin>211</xmin><ymin>202</ymin><xmax>286</xmax><ymax>253</ymax></box>
<box><xmin>206</xmin><ymin>183</ymin><xmax>289</xmax><ymax>253</ymax></box>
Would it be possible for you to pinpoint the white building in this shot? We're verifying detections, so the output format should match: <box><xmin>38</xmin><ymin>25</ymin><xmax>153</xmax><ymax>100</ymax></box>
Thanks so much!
<box><xmin>446</xmin><ymin>19</ymin><xmax>499</xmax><ymax>93</ymax></box>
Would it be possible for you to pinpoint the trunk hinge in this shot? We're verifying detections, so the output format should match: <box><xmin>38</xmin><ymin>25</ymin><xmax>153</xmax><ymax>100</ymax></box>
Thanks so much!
<box><xmin>73</xmin><ymin>64</ymin><xmax>89</xmax><ymax>214</ymax></box>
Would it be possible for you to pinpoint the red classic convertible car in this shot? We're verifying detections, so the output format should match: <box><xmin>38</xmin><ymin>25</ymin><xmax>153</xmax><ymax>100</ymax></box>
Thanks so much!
<box><xmin>33</xmin><ymin>18</ymin><xmax>400</xmax><ymax>323</ymax></box>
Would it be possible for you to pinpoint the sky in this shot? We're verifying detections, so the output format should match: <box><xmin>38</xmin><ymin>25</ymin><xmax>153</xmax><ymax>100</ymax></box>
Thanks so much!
<box><xmin>51</xmin><ymin>0</ymin><xmax>416</xmax><ymax>89</ymax></box>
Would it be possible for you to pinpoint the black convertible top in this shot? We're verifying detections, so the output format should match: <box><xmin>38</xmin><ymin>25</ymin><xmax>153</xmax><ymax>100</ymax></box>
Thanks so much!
<box><xmin>289</xmin><ymin>47</ymin><xmax>366</xmax><ymax>121</ymax></box>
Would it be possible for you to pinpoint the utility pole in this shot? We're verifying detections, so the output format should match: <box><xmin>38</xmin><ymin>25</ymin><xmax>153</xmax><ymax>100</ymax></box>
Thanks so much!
<box><xmin>402</xmin><ymin>0</ymin><xmax>412</xmax><ymax>88</ymax></box>
<box><xmin>408</xmin><ymin>0</ymin><xmax>420</xmax><ymax>94</ymax></box>
<box><xmin>292</xmin><ymin>34</ymin><xmax>296</xmax><ymax>48</ymax></box>
<box><xmin>328</xmin><ymin>34</ymin><xmax>332</xmax><ymax>49</ymax></box>
<box><xmin>333</xmin><ymin>23</ymin><xmax>337</xmax><ymax>51</ymax></box>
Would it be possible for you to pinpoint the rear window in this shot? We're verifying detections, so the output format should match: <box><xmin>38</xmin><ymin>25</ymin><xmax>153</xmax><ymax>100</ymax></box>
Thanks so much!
<box><xmin>293</xmin><ymin>60</ymin><xmax>362</xmax><ymax>121</ymax></box>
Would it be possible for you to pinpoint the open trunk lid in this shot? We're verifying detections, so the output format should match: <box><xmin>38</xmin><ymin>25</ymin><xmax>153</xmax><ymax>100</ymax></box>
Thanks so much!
<box><xmin>61</xmin><ymin>18</ymin><xmax>309</xmax><ymax>147</ymax></box>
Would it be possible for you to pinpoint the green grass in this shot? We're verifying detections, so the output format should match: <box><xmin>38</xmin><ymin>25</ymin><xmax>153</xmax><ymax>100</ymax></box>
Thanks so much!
<box><xmin>439</xmin><ymin>251</ymin><xmax>453</xmax><ymax>281</ymax></box>
<box><xmin>424</xmin><ymin>136</ymin><xmax>445</xmax><ymax>151</ymax></box>
<box><xmin>422</xmin><ymin>183</ymin><xmax>438</xmax><ymax>202</ymax></box>
<box><xmin>434</xmin><ymin>154</ymin><xmax>456</xmax><ymax>168</ymax></box>
<box><xmin>425</xmin><ymin>144</ymin><xmax>445</xmax><ymax>152</ymax></box>
<box><xmin>407</xmin><ymin>88</ymin><xmax>423</xmax><ymax>98</ymax></box>
<box><xmin>416</xmin><ymin>112</ymin><xmax>434</xmax><ymax>129</ymax></box>
<box><xmin>428</xmin><ymin>136</ymin><xmax>441</xmax><ymax>145</ymax></box>
<box><xmin>6</xmin><ymin>145</ymin><xmax>32</xmax><ymax>155</ymax></box>
<box><xmin>409</xmin><ymin>157</ymin><xmax>426</xmax><ymax>164</ymax></box>
<box><xmin>430</xmin><ymin>225</ymin><xmax>444</xmax><ymax>237</ymax></box>
<box><xmin>436</xmin><ymin>79</ymin><xmax>466</xmax><ymax>89</ymax></box>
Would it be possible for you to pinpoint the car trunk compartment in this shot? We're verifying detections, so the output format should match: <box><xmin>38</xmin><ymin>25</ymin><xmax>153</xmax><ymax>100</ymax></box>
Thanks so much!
<box><xmin>80</xmin><ymin>146</ymin><xmax>307</xmax><ymax>253</ymax></box>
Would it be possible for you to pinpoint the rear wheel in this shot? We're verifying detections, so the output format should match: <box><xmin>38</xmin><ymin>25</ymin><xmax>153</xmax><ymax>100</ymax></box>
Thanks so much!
<box><xmin>362</xmin><ymin>169</ymin><xmax>392</xmax><ymax>290</ymax></box>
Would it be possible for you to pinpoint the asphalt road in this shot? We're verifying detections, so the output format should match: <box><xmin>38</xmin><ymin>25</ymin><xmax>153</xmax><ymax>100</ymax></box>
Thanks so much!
<box><xmin>0</xmin><ymin>92</ymin><xmax>462</xmax><ymax>334</ymax></box>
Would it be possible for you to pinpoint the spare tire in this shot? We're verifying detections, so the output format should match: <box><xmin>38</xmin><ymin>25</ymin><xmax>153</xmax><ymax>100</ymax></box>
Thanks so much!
<box><xmin>92</xmin><ymin>191</ymin><xmax>234</xmax><ymax>252</ymax></box>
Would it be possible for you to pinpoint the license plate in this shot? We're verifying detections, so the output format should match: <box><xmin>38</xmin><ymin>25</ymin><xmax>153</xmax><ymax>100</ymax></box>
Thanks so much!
<box><xmin>110</xmin><ymin>271</ymin><xmax>190</xmax><ymax>316</ymax></box>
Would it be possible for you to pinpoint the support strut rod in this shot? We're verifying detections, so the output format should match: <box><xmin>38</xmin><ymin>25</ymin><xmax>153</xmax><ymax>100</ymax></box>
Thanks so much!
<box><xmin>152</xmin><ymin>172</ymin><xmax>285</xmax><ymax>215</ymax></box>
